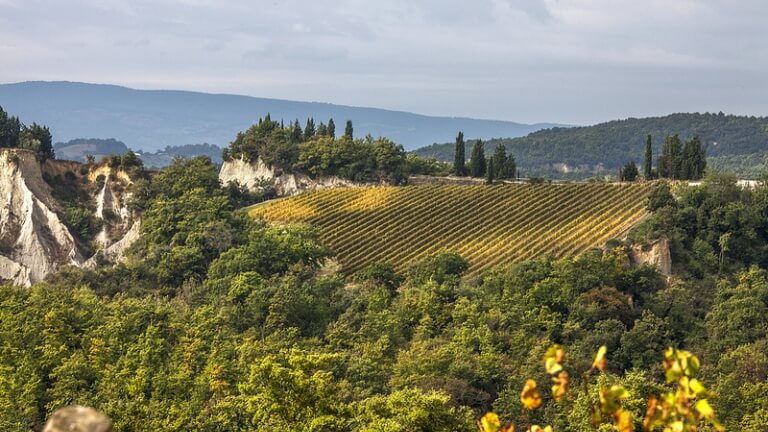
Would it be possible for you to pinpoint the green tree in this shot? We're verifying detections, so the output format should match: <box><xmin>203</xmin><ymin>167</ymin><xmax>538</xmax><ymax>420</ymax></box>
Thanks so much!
<box><xmin>0</xmin><ymin>105</ymin><xmax>21</xmax><ymax>148</ymax></box>
<box><xmin>485</xmin><ymin>158</ymin><xmax>495</xmax><ymax>184</ymax></box>
<box><xmin>644</xmin><ymin>134</ymin><xmax>653</xmax><ymax>179</ymax></box>
<box><xmin>620</xmin><ymin>161</ymin><xmax>639</xmax><ymax>182</ymax></box>
<box><xmin>327</xmin><ymin>118</ymin><xmax>336</xmax><ymax>139</ymax></box>
<box><xmin>304</xmin><ymin>118</ymin><xmax>316</xmax><ymax>141</ymax></box>
<box><xmin>317</xmin><ymin>122</ymin><xmax>328</xmax><ymax>137</ymax></box>
<box><xmin>491</xmin><ymin>144</ymin><xmax>510</xmax><ymax>179</ymax></box>
<box><xmin>658</xmin><ymin>134</ymin><xmax>683</xmax><ymax>179</ymax></box>
<box><xmin>682</xmin><ymin>136</ymin><xmax>706</xmax><ymax>180</ymax></box>
<box><xmin>647</xmin><ymin>182</ymin><xmax>676</xmax><ymax>211</ymax></box>
<box><xmin>469</xmin><ymin>139</ymin><xmax>486</xmax><ymax>177</ymax></box>
<box><xmin>344</xmin><ymin>120</ymin><xmax>354</xmax><ymax>140</ymax></box>
<box><xmin>453</xmin><ymin>132</ymin><xmax>466</xmax><ymax>176</ymax></box>
<box><xmin>20</xmin><ymin>123</ymin><xmax>54</xmax><ymax>161</ymax></box>
<box><xmin>290</xmin><ymin>119</ymin><xmax>303</xmax><ymax>143</ymax></box>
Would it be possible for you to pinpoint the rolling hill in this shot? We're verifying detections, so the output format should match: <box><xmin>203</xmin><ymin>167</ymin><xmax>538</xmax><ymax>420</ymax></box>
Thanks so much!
<box><xmin>414</xmin><ymin>113</ymin><xmax>768</xmax><ymax>178</ymax></box>
<box><xmin>249</xmin><ymin>183</ymin><xmax>652</xmax><ymax>275</ymax></box>
<box><xmin>0</xmin><ymin>81</ymin><xmax>558</xmax><ymax>152</ymax></box>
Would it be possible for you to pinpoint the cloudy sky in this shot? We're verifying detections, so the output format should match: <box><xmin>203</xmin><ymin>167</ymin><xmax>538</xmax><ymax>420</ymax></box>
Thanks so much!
<box><xmin>0</xmin><ymin>0</ymin><xmax>766</xmax><ymax>125</ymax></box>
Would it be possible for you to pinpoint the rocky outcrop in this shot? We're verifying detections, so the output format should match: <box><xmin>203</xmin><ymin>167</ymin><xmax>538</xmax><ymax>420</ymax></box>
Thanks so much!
<box><xmin>0</xmin><ymin>149</ymin><xmax>83</xmax><ymax>286</ymax></box>
<box><xmin>0</xmin><ymin>149</ymin><xmax>141</xmax><ymax>286</ymax></box>
<box><xmin>84</xmin><ymin>219</ymin><xmax>141</xmax><ymax>268</ymax></box>
<box><xmin>630</xmin><ymin>236</ymin><xmax>671</xmax><ymax>276</ymax></box>
<box><xmin>219</xmin><ymin>157</ymin><xmax>355</xmax><ymax>196</ymax></box>
<box><xmin>44</xmin><ymin>406</ymin><xmax>112</xmax><ymax>432</ymax></box>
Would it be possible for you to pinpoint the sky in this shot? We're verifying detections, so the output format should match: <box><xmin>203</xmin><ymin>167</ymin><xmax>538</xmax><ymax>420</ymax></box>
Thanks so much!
<box><xmin>0</xmin><ymin>0</ymin><xmax>766</xmax><ymax>125</ymax></box>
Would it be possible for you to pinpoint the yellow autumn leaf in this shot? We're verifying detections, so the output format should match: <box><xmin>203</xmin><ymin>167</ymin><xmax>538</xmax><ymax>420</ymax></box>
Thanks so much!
<box><xmin>592</xmin><ymin>345</ymin><xmax>608</xmax><ymax>371</ymax></box>
<box><xmin>479</xmin><ymin>412</ymin><xmax>501</xmax><ymax>432</ymax></box>
<box><xmin>689</xmin><ymin>378</ymin><xmax>706</xmax><ymax>396</ymax></box>
<box><xmin>520</xmin><ymin>379</ymin><xmax>543</xmax><ymax>410</ymax></box>
<box><xmin>694</xmin><ymin>399</ymin><xmax>714</xmax><ymax>419</ymax></box>
<box><xmin>551</xmin><ymin>370</ymin><xmax>569</xmax><ymax>401</ymax></box>
<box><xmin>543</xmin><ymin>344</ymin><xmax>565</xmax><ymax>375</ymax></box>
<box><xmin>612</xmin><ymin>409</ymin><xmax>634</xmax><ymax>432</ymax></box>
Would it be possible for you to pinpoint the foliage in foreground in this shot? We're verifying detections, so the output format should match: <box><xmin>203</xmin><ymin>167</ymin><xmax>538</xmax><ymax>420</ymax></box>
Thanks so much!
<box><xmin>2</xmin><ymin>160</ymin><xmax>768</xmax><ymax>430</ymax></box>
<box><xmin>479</xmin><ymin>345</ymin><xmax>722</xmax><ymax>432</ymax></box>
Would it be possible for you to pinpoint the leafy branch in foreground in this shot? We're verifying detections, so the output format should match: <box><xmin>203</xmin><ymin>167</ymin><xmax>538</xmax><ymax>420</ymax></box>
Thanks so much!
<box><xmin>478</xmin><ymin>345</ymin><xmax>722</xmax><ymax>432</ymax></box>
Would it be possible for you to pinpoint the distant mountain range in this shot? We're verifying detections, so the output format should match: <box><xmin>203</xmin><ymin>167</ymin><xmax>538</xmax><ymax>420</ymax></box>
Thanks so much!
<box><xmin>414</xmin><ymin>113</ymin><xmax>768</xmax><ymax>179</ymax></box>
<box><xmin>0</xmin><ymin>81</ymin><xmax>560</xmax><ymax>152</ymax></box>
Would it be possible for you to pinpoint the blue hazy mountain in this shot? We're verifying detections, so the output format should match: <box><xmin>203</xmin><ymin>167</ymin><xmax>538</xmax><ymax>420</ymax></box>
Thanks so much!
<box><xmin>0</xmin><ymin>81</ymin><xmax>560</xmax><ymax>152</ymax></box>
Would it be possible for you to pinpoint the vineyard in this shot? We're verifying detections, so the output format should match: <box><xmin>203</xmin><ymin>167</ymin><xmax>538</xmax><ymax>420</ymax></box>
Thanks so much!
<box><xmin>249</xmin><ymin>183</ymin><xmax>653</xmax><ymax>275</ymax></box>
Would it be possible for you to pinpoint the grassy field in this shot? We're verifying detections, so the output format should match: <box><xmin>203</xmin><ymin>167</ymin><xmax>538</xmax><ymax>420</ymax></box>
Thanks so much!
<box><xmin>250</xmin><ymin>183</ymin><xmax>652</xmax><ymax>275</ymax></box>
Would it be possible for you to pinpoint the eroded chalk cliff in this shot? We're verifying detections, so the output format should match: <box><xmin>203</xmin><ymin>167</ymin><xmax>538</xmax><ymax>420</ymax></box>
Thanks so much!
<box><xmin>0</xmin><ymin>149</ymin><xmax>140</xmax><ymax>286</ymax></box>
<box><xmin>219</xmin><ymin>157</ymin><xmax>355</xmax><ymax>196</ymax></box>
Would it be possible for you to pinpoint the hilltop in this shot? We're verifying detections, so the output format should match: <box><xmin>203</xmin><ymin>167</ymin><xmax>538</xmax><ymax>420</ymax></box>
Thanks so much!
<box><xmin>0</xmin><ymin>81</ymin><xmax>558</xmax><ymax>152</ymax></box>
<box><xmin>249</xmin><ymin>183</ymin><xmax>653</xmax><ymax>275</ymax></box>
<box><xmin>414</xmin><ymin>113</ymin><xmax>768</xmax><ymax>178</ymax></box>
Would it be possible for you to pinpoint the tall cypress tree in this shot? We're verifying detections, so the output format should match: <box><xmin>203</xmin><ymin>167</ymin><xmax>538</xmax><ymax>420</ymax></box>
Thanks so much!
<box><xmin>492</xmin><ymin>143</ymin><xmax>508</xmax><ymax>179</ymax></box>
<box><xmin>469</xmin><ymin>139</ymin><xmax>486</xmax><ymax>177</ymax></box>
<box><xmin>505</xmin><ymin>153</ymin><xmax>517</xmax><ymax>180</ymax></box>
<box><xmin>644</xmin><ymin>134</ymin><xmax>653</xmax><ymax>180</ymax></box>
<box><xmin>485</xmin><ymin>157</ymin><xmax>495</xmax><ymax>184</ymax></box>
<box><xmin>684</xmin><ymin>136</ymin><xmax>706</xmax><ymax>180</ymax></box>
<box><xmin>453</xmin><ymin>131</ymin><xmax>466</xmax><ymax>176</ymax></box>
<box><xmin>344</xmin><ymin>120</ymin><xmax>354</xmax><ymax>140</ymax></box>
<box><xmin>658</xmin><ymin>134</ymin><xmax>682</xmax><ymax>179</ymax></box>
<box><xmin>304</xmin><ymin>118</ymin><xmax>316</xmax><ymax>141</ymax></box>
<box><xmin>290</xmin><ymin>119</ymin><xmax>303</xmax><ymax>143</ymax></box>
<box><xmin>327</xmin><ymin>118</ymin><xmax>336</xmax><ymax>138</ymax></box>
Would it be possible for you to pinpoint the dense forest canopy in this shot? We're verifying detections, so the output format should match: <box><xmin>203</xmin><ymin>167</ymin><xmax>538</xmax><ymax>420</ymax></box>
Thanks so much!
<box><xmin>415</xmin><ymin>113</ymin><xmax>768</xmax><ymax>178</ymax></box>
<box><xmin>1</xmin><ymin>152</ymin><xmax>767</xmax><ymax>429</ymax></box>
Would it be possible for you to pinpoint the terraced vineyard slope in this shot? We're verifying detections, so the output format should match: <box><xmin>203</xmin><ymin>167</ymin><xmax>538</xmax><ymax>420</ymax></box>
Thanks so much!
<box><xmin>250</xmin><ymin>183</ymin><xmax>652</xmax><ymax>275</ymax></box>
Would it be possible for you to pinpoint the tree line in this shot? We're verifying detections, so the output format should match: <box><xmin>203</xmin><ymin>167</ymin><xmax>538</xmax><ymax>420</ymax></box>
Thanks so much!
<box><xmin>0</xmin><ymin>105</ymin><xmax>55</xmax><ymax>161</ymax></box>
<box><xmin>620</xmin><ymin>134</ymin><xmax>707</xmax><ymax>182</ymax></box>
<box><xmin>223</xmin><ymin>114</ymin><xmax>426</xmax><ymax>184</ymax></box>
<box><xmin>415</xmin><ymin>112</ymin><xmax>761</xmax><ymax>179</ymax></box>
<box><xmin>452</xmin><ymin>131</ymin><xmax>517</xmax><ymax>183</ymax></box>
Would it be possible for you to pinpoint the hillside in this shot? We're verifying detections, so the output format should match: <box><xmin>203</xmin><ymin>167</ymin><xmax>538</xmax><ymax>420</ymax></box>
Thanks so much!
<box><xmin>250</xmin><ymin>183</ymin><xmax>652</xmax><ymax>275</ymax></box>
<box><xmin>414</xmin><ymin>113</ymin><xmax>768</xmax><ymax>178</ymax></box>
<box><xmin>0</xmin><ymin>81</ymin><xmax>559</xmax><ymax>151</ymax></box>
<box><xmin>54</xmin><ymin>138</ymin><xmax>130</xmax><ymax>162</ymax></box>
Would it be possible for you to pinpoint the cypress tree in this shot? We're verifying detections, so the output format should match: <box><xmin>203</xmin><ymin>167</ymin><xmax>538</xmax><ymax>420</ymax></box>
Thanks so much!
<box><xmin>485</xmin><ymin>158</ymin><xmax>495</xmax><ymax>184</ymax></box>
<box><xmin>290</xmin><ymin>119</ymin><xmax>303</xmax><ymax>143</ymax></box>
<box><xmin>453</xmin><ymin>131</ymin><xmax>466</xmax><ymax>176</ymax></box>
<box><xmin>658</xmin><ymin>134</ymin><xmax>682</xmax><ymax>179</ymax></box>
<box><xmin>469</xmin><ymin>139</ymin><xmax>486</xmax><ymax>177</ymax></box>
<box><xmin>344</xmin><ymin>120</ymin><xmax>354</xmax><ymax>140</ymax></box>
<box><xmin>304</xmin><ymin>118</ymin><xmax>316</xmax><ymax>141</ymax></box>
<box><xmin>492</xmin><ymin>143</ymin><xmax>508</xmax><ymax>179</ymax></box>
<box><xmin>684</xmin><ymin>136</ymin><xmax>706</xmax><ymax>180</ymax></box>
<box><xmin>317</xmin><ymin>122</ymin><xmax>328</xmax><ymax>137</ymax></box>
<box><xmin>327</xmin><ymin>118</ymin><xmax>336</xmax><ymax>138</ymax></box>
<box><xmin>644</xmin><ymin>134</ymin><xmax>653</xmax><ymax>180</ymax></box>
<box><xmin>505</xmin><ymin>153</ymin><xmax>517</xmax><ymax>180</ymax></box>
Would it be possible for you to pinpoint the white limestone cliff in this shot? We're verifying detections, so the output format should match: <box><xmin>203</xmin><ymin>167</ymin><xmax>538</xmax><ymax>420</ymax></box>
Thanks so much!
<box><xmin>0</xmin><ymin>149</ymin><xmax>141</xmax><ymax>286</ymax></box>
<box><xmin>219</xmin><ymin>157</ymin><xmax>355</xmax><ymax>196</ymax></box>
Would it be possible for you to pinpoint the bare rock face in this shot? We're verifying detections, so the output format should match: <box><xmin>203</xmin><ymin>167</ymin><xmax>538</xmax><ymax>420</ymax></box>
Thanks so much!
<box><xmin>83</xmin><ymin>219</ymin><xmax>142</xmax><ymax>268</ymax></box>
<box><xmin>0</xmin><ymin>149</ymin><xmax>83</xmax><ymax>286</ymax></box>
<box><xmin>44</xmin><ymin>406</ymin><xmax>112</xmax><ymax>432</ymax></box>
<box><xmin>0</xmin><ymin>149</ymin><xmax>142</xmax><ymax>286</ymax></box>
<box><xmin>219</xmin><ymin>157</ymin><xmax>355</xmax><ymax>196</ymax></box>
<box><xmin>630</xmin><ymin>236</ymin><xmax>671</xmax><ymax>276</ymax></box>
